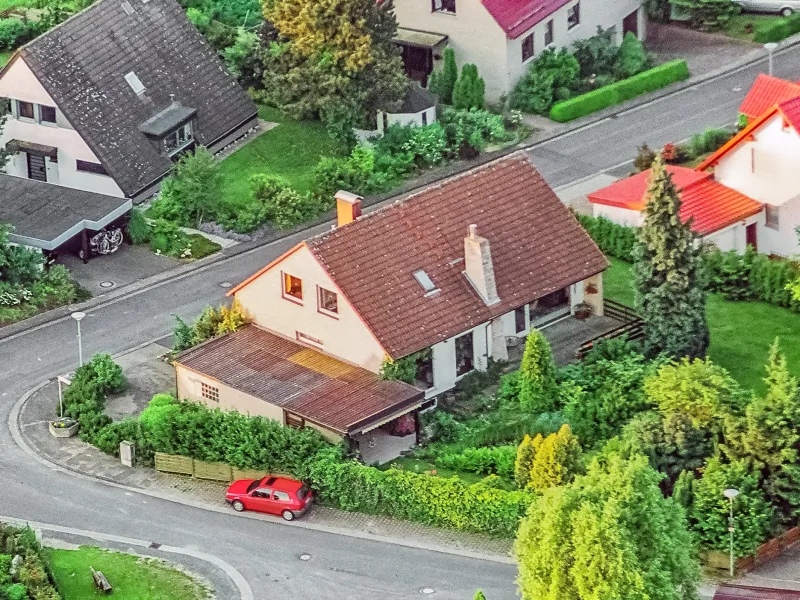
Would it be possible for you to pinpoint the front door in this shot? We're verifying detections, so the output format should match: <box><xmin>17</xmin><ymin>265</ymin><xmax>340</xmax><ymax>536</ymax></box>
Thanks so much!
<box><xmin>26</xmin><ymin>153</ymin><xmax>47</xmax><ymax>182</ymax></box>
<box><xmin>623</xmin><ymin>9</ymin><xmax>639</xmax><ymax>38</ymax></box>
<box><xmin>400</xmin><ymin>44</ymin><xmax>433</xmax><ymax>86</ymax></box>
<box><xmin>746</xmin><ymin>223</ymin><xmax>758</xmax><ymax>251</ymax></box>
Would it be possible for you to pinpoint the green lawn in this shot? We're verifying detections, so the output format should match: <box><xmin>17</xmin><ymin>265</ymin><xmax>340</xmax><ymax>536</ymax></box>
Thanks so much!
<box><xmin>724</xmin><ymin>13</ymin><xmax>785</xmax><ymax>41</ymax></box>
<box><xmin>44</xmin><ymin>547</ymin><xmax>210</xmax><ymax>600</ymax></box>
<box><xmin>604</xmin><ymin>257</ymin><xmax>800</xmax><ymax>393</ymax></box>
<box><xmin>380</xmin><ymin>456</ymin><xmax>517</xmax><ymax>490</ymax></box>
<box><xmin>217</xmin><ymin>105</ymin><xmax>334</xmax><ymax>208</ymax></box>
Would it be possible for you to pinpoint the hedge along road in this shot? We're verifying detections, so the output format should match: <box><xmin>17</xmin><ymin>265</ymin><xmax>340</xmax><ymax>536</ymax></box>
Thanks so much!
<box><xmin>1</xmin><ymin>42</ymin><xmax>800</xmax><ymax>598</ymax></box>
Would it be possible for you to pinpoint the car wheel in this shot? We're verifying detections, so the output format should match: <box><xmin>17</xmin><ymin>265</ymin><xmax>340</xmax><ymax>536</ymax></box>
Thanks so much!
<box><xmin>281</xmin><ymin>510</ymin><xmax>295</xmax><ymax>521</ymax></box>
<box><xmin>783</xmin><ymin>7</ymin><xmax>793</xmax><ymax>16</ymax></box>
<box><xmin>232</xmin><ymin>500</ymin><xmax>245</xmax><ymax>512</ymax></box>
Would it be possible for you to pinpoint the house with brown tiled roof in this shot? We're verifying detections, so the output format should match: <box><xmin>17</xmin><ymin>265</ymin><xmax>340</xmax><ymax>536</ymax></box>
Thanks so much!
<box><xmin>174</xmin><ymin>152</ymin><xmax>608</xmax><ymax>460</ymax></box>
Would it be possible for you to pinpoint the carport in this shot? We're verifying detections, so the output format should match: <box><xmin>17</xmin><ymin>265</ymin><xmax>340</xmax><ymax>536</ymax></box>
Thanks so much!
<box><xmin>0</xmin><ymin>174</ymin><xmax>131</xmax><ymax>262</ymax></box>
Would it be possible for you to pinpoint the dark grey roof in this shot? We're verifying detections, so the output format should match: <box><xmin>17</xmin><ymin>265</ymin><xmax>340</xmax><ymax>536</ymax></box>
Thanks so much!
<box><xmin>397</xmin><ymin>85</ymin><xmax>437</xmax><ymax>114</ymax></box>
<box><xmin>139</xmin><ymin>102</ymin><xmax>197</xmax><ymax>137</ymax></box>
<box><xmin>18</xmin><ymin>0</ymin><xmax>258</xmax><ymax>197</ymax></box>
<box><xmin>0</xmin><ymin>175</ymin><xmax>131</xmax><ymax>250</ymax></box>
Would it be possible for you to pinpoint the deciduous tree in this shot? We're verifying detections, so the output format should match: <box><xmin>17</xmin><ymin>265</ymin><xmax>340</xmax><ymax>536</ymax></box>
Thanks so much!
<box><xmin>633</xmin><ymin>156</ymin><xmax>709</xmax><ymax>359</ymax></box>
<box><xmin>515</xmin><ymin>452</ymin><xmax>699</xmax><ymax>600</ymax></box>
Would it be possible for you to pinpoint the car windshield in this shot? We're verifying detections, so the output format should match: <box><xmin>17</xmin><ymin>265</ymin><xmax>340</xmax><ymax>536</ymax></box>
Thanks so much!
<box><xmin>246</xmin><ymin>480</ymin><xmax>259</xmax><ymax>493</ymax></box>
<box><xmin>296</xmin><ymin>485</ymin><xmax>308</xmax><ymax>500</ymax></box>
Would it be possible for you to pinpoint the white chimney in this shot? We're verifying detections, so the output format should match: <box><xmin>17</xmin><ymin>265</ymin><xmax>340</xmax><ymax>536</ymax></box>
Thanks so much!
<box><xmin>463</xmin><ymin>224</ymin><xmax>500</xmax><ymax>306</ymax></box>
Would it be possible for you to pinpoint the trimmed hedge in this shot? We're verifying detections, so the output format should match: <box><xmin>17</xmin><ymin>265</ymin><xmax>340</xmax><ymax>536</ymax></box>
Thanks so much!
<box><xmin>575</xmin><ymin>214</ymin><xmax>636</xmax><ymax>261</ymax></box>
<box><xmin>309</xmin><ymin>447</ymin><xmax>532</xmax><ymax>536</ymax></box>
<box><xmin>753</xmin><ymin>13</ymin><xmax>800</xmax><ymax>43</ymax></box>
<box><xmin>550</xmin><ymin>60</ymin><xmax>690</xmax><ymax>122</ymax></box>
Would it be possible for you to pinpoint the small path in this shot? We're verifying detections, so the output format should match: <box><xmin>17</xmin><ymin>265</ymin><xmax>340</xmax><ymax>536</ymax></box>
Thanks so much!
<box><xmin>14</xmin><ymin>377</ymin><xmax>515</xmax><ymax>563</ymax></box>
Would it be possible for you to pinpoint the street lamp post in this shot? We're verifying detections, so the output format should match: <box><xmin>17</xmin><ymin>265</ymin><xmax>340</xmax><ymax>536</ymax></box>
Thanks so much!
<box><xmin>724</xmin><ymin>488</ymin><xmax>740</xmax><ymax>577</ymax></box>
<box><xmin>764</xmin><ymin>42</ymin><xmax>778</xmax><ymax>76</ymax></box>
<box><xmin>71</xmin><ymin>311</ymin><xmax>86</xmax><ymax>367</ymax></box>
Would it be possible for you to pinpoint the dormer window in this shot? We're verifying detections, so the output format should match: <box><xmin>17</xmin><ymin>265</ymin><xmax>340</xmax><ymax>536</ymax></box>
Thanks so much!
<box><xmin>164</xmin><ymin>122</ymin><xmax>194</xmax><ymax>156</ymax></box>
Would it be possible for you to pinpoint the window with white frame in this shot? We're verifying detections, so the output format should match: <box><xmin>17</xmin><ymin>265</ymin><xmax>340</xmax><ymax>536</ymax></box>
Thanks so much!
<box><xmin>164</xmin><ymin>122</ymin><xmax>194</xmax><ymax>155</ymax></box>
<box><xmin>521</xmin><ymin>33</ymin><xmax>534</xmax><ymax>62</ymax></box>
<box><xmin>765</xmin><ymin>204</ymin><xmax>780</xmax><ymax>230</ymax></box>
<box><xmin>317</xmin><ymin>286</ymin><xmax>338</xmax><ymax>315</ymax></box>
<box><xmin>567</xmin><ymin>2</ymin><xmax>580</xmax><ymax>29</ymax></box>
<box><xmin>544</xmin><ymin>20</ymin><xmax>554</xmax><ymax>46</ymax></box>
<box><xmin>432</xmin><ymin>0</ymin><xmax>456</xmax><ymax>13</ymax></box>
<box><xmin>14</xmin><ymin>101</ymin><xmax>58</xmax><ymax>126</ymax></box>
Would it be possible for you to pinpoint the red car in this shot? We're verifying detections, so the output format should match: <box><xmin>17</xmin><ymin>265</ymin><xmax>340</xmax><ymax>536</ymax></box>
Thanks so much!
<box><xmin>225</xmin><ymin>476</ymin><xmax>312</xmax><ymax>521</ymax></box>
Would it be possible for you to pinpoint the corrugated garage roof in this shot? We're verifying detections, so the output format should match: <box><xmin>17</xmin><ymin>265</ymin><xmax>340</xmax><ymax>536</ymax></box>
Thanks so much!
<box><xmin>175</xmin><ymin>325</ymin><xmax>424</xmax><ymax>435</ymax></box>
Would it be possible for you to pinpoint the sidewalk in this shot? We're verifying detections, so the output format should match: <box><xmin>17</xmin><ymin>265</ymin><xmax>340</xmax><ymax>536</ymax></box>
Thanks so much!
<box><xmin>15</xmin><ymin>351</ymin><xmax>514</xmax><ymax>561</ymax></box>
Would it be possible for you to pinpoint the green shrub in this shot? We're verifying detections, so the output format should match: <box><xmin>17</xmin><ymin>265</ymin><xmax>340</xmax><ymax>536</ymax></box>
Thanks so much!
<box><xmin>615</xmin><ymin>32</ymin><xmax>651</xmax><ymax>79</ymax></box>
<box><xmin>310</xmin><ymin>447</ymin><xmax>532</xmax><ymax>536</ymax></box>
<box><xmin>0</xmin><ymin>525</ymin><xmax>59</xmax><ymax>600</ymax></box>
<box><xmin>3</xmin><ymin>584</ymin><xmax>27</xmax><ymax>600</ymax></box>
<box><xmin>753</xmin><ymin>13</ymin><xmax>800</xmax><ymax>43</ymax></box>
<box><xmin>0</xmin><ymin>18</ymin><xmax>33</xmax><ymax>51</ymax></box>
<box><xmin>510</xmin><ymin>48</ymin><xmax>579</xmax><ymax>114</ymax></box>
<box><xmin>149</xmin><ymin>219</ymin><xmax>193</xmax><ymax>258</ymax></box>
<box><xmin>550</xmin><ymin>60</ymin><xmax>689</xmax><ymax>122</ymax></box>
<box><xmin>424</xmin><ymin>411</ymin><xmax>462</xmax><ymax>444</ymax></box>
<box><xmin>574</xmin><ymin>214</ymin><xmax>637</xmax><ymax>261</ymax></box>
<box><xmin>452</xmin><ymin>63</ymin><xmax>485</xmax><ymax>110</ymax></box>
<box><xmin>438</xmin><ymin>107</ymin><xmax>505</xmax><ymax>156</ymax></box>
<box><xmin>435</xmin><ymin>445</ymin><xmax>516</xmax><ymax>479</ymax></box>
<box><xmin>126</xmin><ymin>208</ymin><xmax>152</xmax><ymax>244</ymax></box>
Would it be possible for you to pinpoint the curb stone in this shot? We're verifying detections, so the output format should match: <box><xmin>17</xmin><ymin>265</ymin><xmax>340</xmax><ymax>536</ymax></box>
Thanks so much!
<box><xmin>2</xmin><ymin>37</ymin><xmax>794</xmax><ymax>341</ymax></box>
<box><xmin>8</xmin><ymin>382</ymin><xmax>516</xmax><ymax>565</ymax></box>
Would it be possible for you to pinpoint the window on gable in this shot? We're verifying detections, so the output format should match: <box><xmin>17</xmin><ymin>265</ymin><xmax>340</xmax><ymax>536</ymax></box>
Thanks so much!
<box><xmin>432</xmin><ymin>0</ymin><xmax>456</xmax><ymax>13</ymax></box>
<box><xmin>283</xmin><ymin>273</ymin><xmax>303</xmax><ymax>301</ymax></box>
<box><xmin>318</xmin><ymin>286</ymin><xmax>338</xmax><ymax>315</ymax></box>
<box><xmin>765</xmin><ymin>204</ymin><xmax>780</xmax><ymax>230</ymax></box>
<box><xmin>17</xmin><ymin>101</ymin><xmax>34</xmax><ymax>120</ymax></box>
<box><xmin>164</xmin><ymin>122</ymin><xmax>194</xmax><ymax>156</ymax></box>
<box><xmin>567</xmin><ymin>2</ymin><xmax>580</xmax><ymax>29</ymax></box>
<box><xmin>521</xmin><ymin>34</ymin><xmax>534</xmax><ymax>62</ymax></box>
<box><xmin>544</xmin><ymin>19</ymin><xmax>554</xmax><ymax>46</ymax></box>
<box><xmin>40</xmin><ymin>105</ymin><xmax>56</xmax><ymax>124</ymax></box>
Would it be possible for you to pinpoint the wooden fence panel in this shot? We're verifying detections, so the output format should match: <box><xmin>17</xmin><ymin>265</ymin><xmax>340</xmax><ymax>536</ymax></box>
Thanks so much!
<box><xmin>154</xmin><ymin>452</ymin><xmax>194</xmax><ymax>475</ymax></box>
<box><xmin>193</xmin><ymin>460</ymin><xmax>233</xmax><ymax>482</ymax></box>
<box><xmin>232</xmin><ymin>468</ymin><xmax>267</xmax><ymax>482</ymax></box>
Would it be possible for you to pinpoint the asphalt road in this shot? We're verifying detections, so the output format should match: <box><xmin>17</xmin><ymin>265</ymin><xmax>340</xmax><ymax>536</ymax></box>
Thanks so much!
<box><xmin>2</xmin><ymin>47</ymin><xmax>800</xmax><ymax>599</ymax></box>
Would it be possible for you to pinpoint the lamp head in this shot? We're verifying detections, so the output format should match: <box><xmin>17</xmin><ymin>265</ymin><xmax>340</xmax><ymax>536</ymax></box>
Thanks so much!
<box><xmin>71</xmin><ymin>311</ymin><xmax>86</xmax><ymax>322</ymax></box>
<box><xmin>724</xmin><ymin>488</ymin><xmax>740</xmax><ymax>500</ymax></box>
<box><xmin>764</xmin><ymin>42</ymin><xmax>778</xmax><ymax>51</ymax></box>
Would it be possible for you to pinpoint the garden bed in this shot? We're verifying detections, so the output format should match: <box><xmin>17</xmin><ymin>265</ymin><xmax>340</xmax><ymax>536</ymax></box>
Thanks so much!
<box><xmin>44</xmin><ymin>546</ymin><xmax>211</xmax><ymax>599</ymax></box>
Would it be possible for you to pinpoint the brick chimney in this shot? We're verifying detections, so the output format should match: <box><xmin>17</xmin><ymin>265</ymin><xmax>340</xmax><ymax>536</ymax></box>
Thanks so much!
<box><xmin>463</xmin><ymin>224</ymin><xmax>500</xmax><ymax>306</ymax></box>
<box><xmin>335</xmin><ymin>190</ymin><xmax>363</xmax><ymax>227</ymax></box>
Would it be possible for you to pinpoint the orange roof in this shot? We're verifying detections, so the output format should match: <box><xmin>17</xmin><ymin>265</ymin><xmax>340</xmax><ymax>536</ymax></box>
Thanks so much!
<box><xmin>739</xmin><ymin>74</ymin><xmax>800</xmax><ymax>120</ymax></box>
<box><xmin>588</xmin><ymin>166</ymin><xmax>762</xmax><ymax>235</ymax></box>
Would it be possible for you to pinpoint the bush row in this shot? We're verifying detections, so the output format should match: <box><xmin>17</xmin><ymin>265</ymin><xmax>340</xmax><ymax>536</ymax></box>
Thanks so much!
<box><xmin>576</xmin><ymin>214</ymin><xmax>800</xmax><ymax>311</ymax></box>
<box><xmin>309</xmin><ymin>448</ymin><xmax>532</xmax><ymax>536</ymax></box>
<box><xmin>0</xmin><ymin>523</ymin><xmax>60</xmax><ymax>600</ymax></box>
<box><xmin>435</xmin><ymin>445</ymin><xmax>516</xmax><ymax>479</ymax></box>
<box><xmin>753</xmin><ymin>12</ymin><xmax>800</xmax><ymax>43</ymax></box>
<box><xmin>0</xmin><ymin>18</ymin><xmax>36</xmax><ymax>52</ymax></box>
<box><xmin>550</xmin><ymin>60</ymin><xmax>690</xmax><ymax>123</ymax></box>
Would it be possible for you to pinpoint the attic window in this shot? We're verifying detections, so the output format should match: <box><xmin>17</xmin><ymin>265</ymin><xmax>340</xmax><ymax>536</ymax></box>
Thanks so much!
<box><xmin>413</xmin><ymin>270</ymin><xmax>439</xmax><ymax>296</ymax></box>
<box><xmin>124</xmin><ymin>71</ymin><xmax>146</xmax><ymax>95</ymax></box>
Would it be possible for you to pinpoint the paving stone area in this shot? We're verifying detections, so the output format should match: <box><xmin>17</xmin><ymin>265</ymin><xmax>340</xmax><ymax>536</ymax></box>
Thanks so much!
<box><xmin>18</xmin><ymin>350</ymin><xmax>514</xmax><ymax>559</ymax></box>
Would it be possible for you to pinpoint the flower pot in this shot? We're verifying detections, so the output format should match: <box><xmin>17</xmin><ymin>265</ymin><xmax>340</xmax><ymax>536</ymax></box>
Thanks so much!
<box><xmin>49</xmin><ymin>419</ymin><xmax>79</xmax><ymax>438</ymax></box>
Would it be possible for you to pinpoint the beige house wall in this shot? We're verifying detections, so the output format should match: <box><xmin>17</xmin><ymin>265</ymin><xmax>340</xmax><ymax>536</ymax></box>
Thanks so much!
<box><xmin>394</xmin><ymin>0</ymin><xmax>510</xmax><ymax>101</ymax></box>
<box><xmin>176</xmin><ymin>364</ymin><xmax>345</xmax><ymax>442</ymax></box>
<box><xmin>0</xmin><ymin>57</ymin><xmax>126</xmax><ymax>197</ymax></box>
<box><xmin>233</xmin><ymin>244</ymin><xmax>388</xmax><ymax>373</ymax></box>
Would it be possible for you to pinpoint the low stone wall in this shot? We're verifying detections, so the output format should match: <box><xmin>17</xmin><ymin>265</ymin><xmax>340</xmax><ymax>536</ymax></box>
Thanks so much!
<box><xmin>705</xmin><ymin>526</ymin><xmax>800</xmax><ymax>574</ymax></box>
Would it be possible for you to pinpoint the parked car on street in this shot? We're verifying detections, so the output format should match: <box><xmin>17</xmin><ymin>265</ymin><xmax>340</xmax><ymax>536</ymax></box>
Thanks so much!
<box><xmin>225</xmin><ymin>476</ymin><xmax>312</xmax><ymax>521</ymax></box>
<box><xmin>732</xmin><ymin>0</ymin><xmax>800</xmax><ymax>16</ymax></box>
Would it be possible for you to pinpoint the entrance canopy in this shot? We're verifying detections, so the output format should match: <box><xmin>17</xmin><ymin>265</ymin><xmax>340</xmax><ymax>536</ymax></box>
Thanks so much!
<box><xmin>0</xmin><ymin>175</ymin><xmax>131</xmax><ymax>250</ymax></box>
<box><xmin>394</xmin><ymin>27</ymin><xmax>448</xmax><ymax>49</ymax></box>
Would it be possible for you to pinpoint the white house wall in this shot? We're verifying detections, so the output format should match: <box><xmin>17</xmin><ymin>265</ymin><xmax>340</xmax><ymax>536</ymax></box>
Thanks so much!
<box><xmin>760</xmin><ymin>196</ymin><xmax>800</xmax><ymax>256</ymax></box>
<box><xmin>0</xmin><ymin>57</ymin><xmax>126</xmax><ymax>198</ymax></box>
<box><xmin>505</xmin><ymin>0</ymin><xmax>645</xmax><ymax>99</ymax></box>
<box><xmin>429</xmin><ymin>323</ymin><xmax>489</xmax><ymax>396</ymax></box>
<box><xmin>394</xmin><ymin>0</ymin><xmax>510</xmax><ymax>101</ymax></box>
<box><xmin>714</xmin><ymin>115</ymin><xmax>800</xmax><ymax>207</ymax></box>
<box><xmin>592</xmin><ymin>202</ymin><xmax>644</xmax><ymax>227</ymax></box>
<box><xmin>233</xmin><ymin>244</ymin><xmax>388</xmax><ymax>373</ymax></box>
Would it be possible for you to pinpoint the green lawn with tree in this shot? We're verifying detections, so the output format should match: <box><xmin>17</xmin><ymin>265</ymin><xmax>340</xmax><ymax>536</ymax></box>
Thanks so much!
<box><xmin>724</xmin><ymin>13</ymin><xmax>785</xmax><ymax>41</ymax></box>
<box><xmin>44</xmin><ymin>547</ymin><xmax>210</xmax><ymax>599</ymax></box>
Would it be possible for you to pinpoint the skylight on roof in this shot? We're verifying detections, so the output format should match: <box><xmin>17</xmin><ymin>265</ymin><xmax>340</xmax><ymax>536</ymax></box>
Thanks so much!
<box><xmin>121</xmin><ymin>1</ymin><xmax>135</xmax><ymax>15</ymax></box>
<box><xmin>124</xmin><ymin>71</ymin><xmax>146</xmax><ymax>95</ymax></box>
<box><xmin>413</xmin><ymin>270</ymin><xmax>439</xmax><ymax>295</ymax></box>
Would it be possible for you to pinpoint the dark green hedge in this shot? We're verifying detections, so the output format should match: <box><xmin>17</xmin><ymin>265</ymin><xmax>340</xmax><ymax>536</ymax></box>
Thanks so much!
<box><xmin>575</xmin><ymin>214</ymin><xmax>636</xmax><ymax>261</ymax></box>
<box><xmin>550</xmin><ymin>60</ymin><xmax>690</xmax><ymax>122</ymax></box>
<box><xmin>0</xmin><ymin>524</ymin><xmax>60</xmax><ymax>600</ymax></box>
<box><xmin>753</xmin><ymin>13</ymin><xmax>800</xmax><ymax>43</ymax></box>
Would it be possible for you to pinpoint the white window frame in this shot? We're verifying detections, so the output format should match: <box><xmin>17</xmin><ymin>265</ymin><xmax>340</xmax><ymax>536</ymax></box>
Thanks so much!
<box><xmin>544</xmin><ymin>19</ymin><xmax>554</xmax><ymax>47</ymax></box>
<box><xmin>567</xmin><ymin>2</ymin><xmax>580</xmax><ymax>30</ymax></box>
<box><xmin>164</xmin><ymin>122</ymin><xmax>194</xmax><ymax>156</ymax></box>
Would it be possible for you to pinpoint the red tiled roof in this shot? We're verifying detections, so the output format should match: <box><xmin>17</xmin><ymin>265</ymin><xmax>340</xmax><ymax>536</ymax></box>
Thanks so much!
<box><xmin>305</xmin><ymin>152</ymin><xmax>609</xmax><ymax>359</ymax></box>
<box><xmin>739</xmin><ymin>74</ymin><xmax>800</xmax><ymax>120</ymax></box>
<box><xmin>175</xmin><ymin>325</ymin><xmax>423</xmax><ymax>435</ymax></box>
<box><xmin>482</xmin><ymin>0</ymin><xmax>572</xmax><ymax>39</ymax></box>
<box><xmin>779</xmin><ymin>95</ymin><xmax>800</xmax><ymax>131</ymax></box>
<box><xmin>588</xmin><ymin>166</ymin><xmax>762</xmax><ymax>236</ymax></box>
